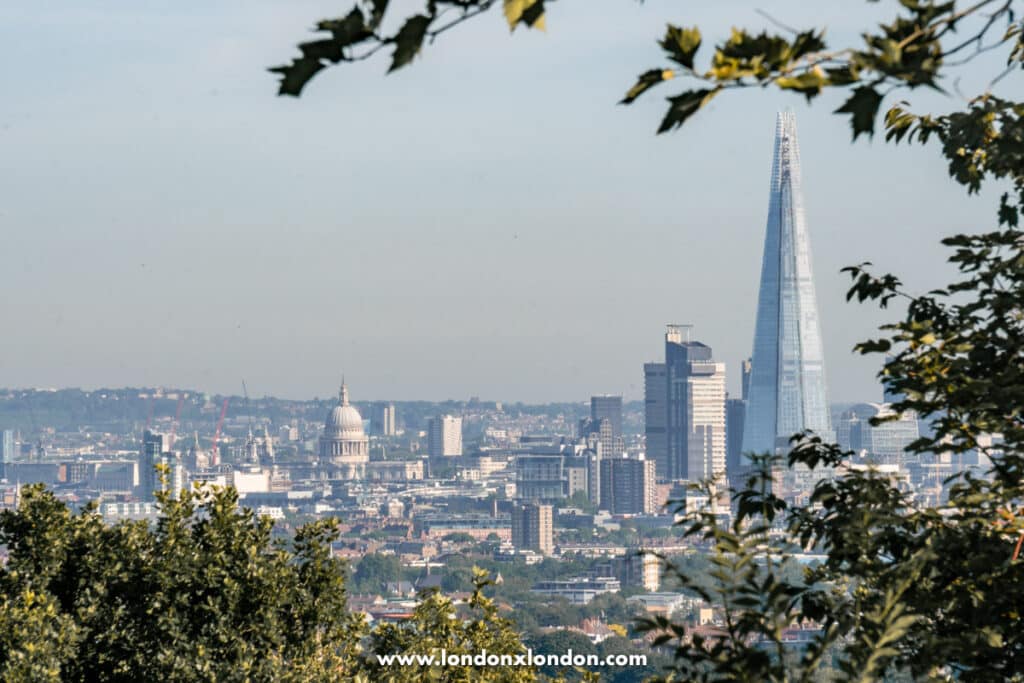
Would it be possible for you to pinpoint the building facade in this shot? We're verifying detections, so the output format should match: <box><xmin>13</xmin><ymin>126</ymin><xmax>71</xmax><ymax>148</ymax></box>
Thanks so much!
<box><xmin>643</xmin><ymin>363</ymin><xmax>669</xmax><ymax>480</ymax></box>
<box><xmin>742</xmin><ymin>112</ymin><xmax>834</xmax><ymax>457</ymax></box>
<box><xmin>726</xmin><ymin>397</ymin><xmax>747</xmax><ymax>484</ymax></box>
<box><xmin>511</xmin><ymin>502</ymin><xmax>554</xmax><ymax>554</ymax></box>
<box><xmin>835</xmin><ymin>403</ymin><xmax>920</xmax><ymax>466</ymax></box>
<box><xmin>590</xmin><ymin>395</ymin><xmax>623</xmax><ymax>441</ymax></box>
<box><xmin>371</xmin><ymin>402</ymin><xmax>397</xmax><ymax>436</ymax></box>
<box><xmin>140</xmin><ymin>430</ymin><xmax>172</xmax><ymax>501</ymax></box>
<box><xmin>599</xmin><ymin>457</ymin><xmax>657</xmax><ymax>515</ymax></box>
<box><xmin>665</xmin><ymin>328</ymin><xmax>727</xmax><ymax>483</ymax></box>
<box><xmin>428</xmin><ymin>415</ymin><xmax>463</xmax><ymax>457</ymax></box>
<box><xmin>0</xmin><ymin>429</ymin><xmax>14</xmax><ymax>480</ymax></box>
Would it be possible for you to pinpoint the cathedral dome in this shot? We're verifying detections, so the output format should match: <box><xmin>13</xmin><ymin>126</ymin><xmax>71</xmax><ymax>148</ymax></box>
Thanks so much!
<box><xmin>324</xmin><ymin>384</ymin><xmax>365</xmax><ymax>437</ymax></box>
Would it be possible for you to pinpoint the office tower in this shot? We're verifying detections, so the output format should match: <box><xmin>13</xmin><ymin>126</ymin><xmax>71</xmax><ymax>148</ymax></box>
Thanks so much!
<box><xmin>599</xmin><ymin>457</ymin><xmax>657</xmax><ymax>514</ymax></box>
<box><xmin>741</xmin><ymin>359</ymin><xmax>753</xmax><ymax>400</ymax></box>
<box><xmin>140</xmin><ymin>430</ymin><xmax>172</xmax><ymax>501</ymax></box>
<box><xmin>590</xmin><ymin>395</ymin><xmax>623</xmax><ymax>441</ymax></box>
<box><xmin>427</xmin><ymin>415</ymin><xmax>463</xmax><ymax>457</ymax></box>
<box><xmin>836</xmin><ymin>403</ymin><xmax>919</xmax><ymax>466</ymax></box>
<box><xmin>585</xmin><ymin>438</ymin><xmax>602</xmax><ymax>507</ymax></box>
<box><xmin>743</xmin><ymin>112</ymin><xmax>834</xmax><ymax>456</ymax></box>
<box><xmin>665</xmin><ymin>326</ymin><xmax>727</xmax><ymax>482</ymax></box>
<box><xmin>371</xmin><ymin>402</ymin><xmax>396</xmax><ymax>436</ymax></box>
<box><xmin>0</xmin><ymin>429</ymin><xmax>14</xmax><ymax>479</ymax></box>
<box><xmin>726</xmin><ymin>397</ymin><xmax>746</xmax><ymax>484</ymax></box>
<box><xmin>516</xmin><ymin>454</ymin><xmax>566</xmax><ymax>501</ymax></box>
<box><xmin>511</xmin><ymin>502</ymin><xmax>554</xmax><ymax>554</ymax></box>
<box><xmin>644</xmin><ymin>363</ymin><xmax>669</xmax><ymax>480</ymax></box>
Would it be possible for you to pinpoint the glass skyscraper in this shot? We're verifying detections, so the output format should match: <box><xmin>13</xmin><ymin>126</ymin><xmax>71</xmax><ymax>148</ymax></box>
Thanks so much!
<box><xmin>742</xmin><ymin>112</ymin><xmax>834</xmax><ymax>456</ymax></box>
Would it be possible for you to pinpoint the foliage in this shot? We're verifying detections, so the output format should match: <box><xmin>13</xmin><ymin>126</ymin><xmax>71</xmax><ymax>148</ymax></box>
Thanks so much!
<box><xmin>352</xmin><ymin>552</ymin><xmax>405</xmax><ymax>595</ymax></box>
<box><xmin>0</xmin><ymin>483</ymin><xmax>364</xmax><ymax>682</ymax></box>
<box><xmin>441</xmin><ymin>532</ymin><xmax>477</xmax><ymax>545</ymax></box>
<box><xmin>363</xmin><ymin>567</ymin><xmax>536</xmax><ymax>682</ymax></box>
<box><xmin>0</xmin><ymin>588</ymin><xmax>77</xmax><ymax>683</ymax></box>
<box><xmin>273</xmin><ymin>0</ymin><xmax>1022</xmax><ymax>148</ymax></box>
<box><xmin>565</xmin><ymin>489</ymin><xmax>597</xmax><ymax>515</ymax></box>
<box><xmin>270</xmin><ymin>0</ymin><xmax>548</xmax><ymax>96</ymax></box>
<box><xmin>527</xmin><ymin>629</ymin><xmax>596</xmax><ymax>680</ymax></box>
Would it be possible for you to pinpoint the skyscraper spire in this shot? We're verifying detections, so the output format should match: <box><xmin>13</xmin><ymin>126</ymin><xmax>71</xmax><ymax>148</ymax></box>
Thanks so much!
<box><xmin>742</xmin><ymin>112</ymin><xmax>833</xmax><ymax>456</ymax></box>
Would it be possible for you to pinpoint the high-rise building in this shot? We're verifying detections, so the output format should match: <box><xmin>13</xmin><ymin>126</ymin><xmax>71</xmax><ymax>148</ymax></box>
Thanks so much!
<box><xmin>579</xmin><ymin>416</ymin><xmax>623</xmax><ymax>478</ymax></box>
<box><xmin>599</xmin><ymin>457</ymin><xmax>657</xmax><ymax>514</ymax></box>
<box><xmin>836</xmin><ymin>403</ymin><xmax>919</xmax><ymax>466</ymax></box>
<box><xmin>665</xmin><ymin>327</ymin><xmax>727</xmax><ymax>482</ymax></box>
<box><xmin>590</xmin><ymin>395</ymin><xmax>623</xmax><ymax>441</ymax></box>
<box><xmin>371</xmin><ymin>402</ymin><xmax>397</xmax><ymax>436</ymax></box>
<box><xmin>1</xmin><ymin>429</ymin><xmax>15</xmax><ymax>480</ymax></box>
<box><xmin>515</xmin><ymin>454</ymin><xmax>566</xmax><ymax>501</ymax></box>
<box><xmin>511</xmin><ymin>502</ymin><xmax>554</xmax><ymax>554</ymax></box>
<box><xmin>742</xmin><ymin>112</ymin><xmax>834</xmax><ymax>457</ymax></box>
<box><xmin>140</xmin><ymin>429</ymin><xmax>172</xmax><ymax>501</ymax></box>
<box><xmin>428</xmin><ymin>415</ymin><xmax>462</xmax><ymax>457</ymax></box>
<box><xmin>726</xmin><ymin>397</ymin><xmax>746</xmax><ymax>484</ymax></box>
<box><xmin>643</xmin><ymin>363</ymin><xmax>669</xmax><ymax>479</ymax></box>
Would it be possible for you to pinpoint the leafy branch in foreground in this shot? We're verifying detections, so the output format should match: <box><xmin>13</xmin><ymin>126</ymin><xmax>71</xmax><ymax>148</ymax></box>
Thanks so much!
<box><xmin>270</xmin><ymin>0</ymin><xmax>548</xmax><ymax>96</ymax></box>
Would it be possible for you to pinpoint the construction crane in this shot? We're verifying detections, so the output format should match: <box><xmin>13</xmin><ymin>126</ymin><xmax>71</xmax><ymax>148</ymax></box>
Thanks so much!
<box><xmin>211</xmin><ymin>398</ymin><xmax>229</xmax><ymax>465</ymax></box>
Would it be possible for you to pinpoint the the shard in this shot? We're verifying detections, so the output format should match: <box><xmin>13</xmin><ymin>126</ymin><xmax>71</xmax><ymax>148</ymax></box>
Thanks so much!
<box><xmin>741</xmin><ymin>112</ymin><xmax>834</xmax><ymax>456</ymax></box>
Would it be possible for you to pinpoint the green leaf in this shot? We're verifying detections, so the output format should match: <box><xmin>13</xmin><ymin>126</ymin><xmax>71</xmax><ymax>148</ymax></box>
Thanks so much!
<box><xmin>657</xmin><ymin>87</ymin><xmax>720</xmax><ymax>134</ymax></box>
<box><xmin>835</xmin><ymin>85</ymin><xmax>884</xmax><ymax>139</ymax></box>
<box><xmin>389</xmin><ymin>15</ymin><xmax>431</xmax><ymax>73</ymax></box>
<box><xmin>269</xmin><ymin>58</ymin><xmax>326</xmax><ymax>97</ymax></box>
<box><xmin>271</xmin><ymin>6</ymin><xmax>370</xmax><ymax>96</ymax></box>
<box><xmin>659</xmin><ymin>25</ymin><xmax>702</xmax><ymax>69</ymax></box>
<box><xmin>316</xmin><ymin>7</ymin><xmax>371</xmax><ymax>46</ymax></box>
<box><xmin>620</xmin><ymin>69</ymin><xmax>673</xmax><ymax>104</ymax></box>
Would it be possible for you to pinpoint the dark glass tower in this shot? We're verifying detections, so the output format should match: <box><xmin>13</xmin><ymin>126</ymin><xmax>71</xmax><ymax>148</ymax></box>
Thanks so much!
<box><xmin>742</xmin><ymin>113</ymin><xmax>833</xmax><ymax>456</ymax></box>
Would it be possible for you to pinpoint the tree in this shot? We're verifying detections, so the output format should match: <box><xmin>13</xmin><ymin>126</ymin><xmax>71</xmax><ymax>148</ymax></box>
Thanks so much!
<box><xmin>0</xmin><ymin>483</ymin><xmax>364</xmax><ymax>682</ymax></box>
<box><xmin>566</xmin><ymin>490</ymin><xmax>597</xmax><ymax>515</ymax></box>
<box><xmin>270</xmin><ymin>1</ymin><xmax>1024</xmax><ymax>681</ymax></box>
<box><xmin>441</xmin><ymin>532</ymin><xmax>477</xmax><ymax>545</ymax></box>
<box><xmin>352</xmin><ymin>552</ymin><xmax>404</xmax><ymax>595</ymax></box>
<box><xmin>597</xmin><ymin>635</ymin><xmax>665</xmax><ymax>683</ymax></box>
<box><xmin>527</xmin><ymin>629</ymin><xmax>597</xmax><ymax>680</ymax></box>
<box><xmin>363</xmin><ymin>568</ymin><xmax>535</xmax><ymax>682</ymax></box>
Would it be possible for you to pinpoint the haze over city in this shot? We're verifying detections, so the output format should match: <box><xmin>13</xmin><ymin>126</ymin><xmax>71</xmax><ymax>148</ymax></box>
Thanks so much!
<box><xmin>0</xmin><ymin>0</ymin><xmax>1001</xmax><ymax>402</ymax></box>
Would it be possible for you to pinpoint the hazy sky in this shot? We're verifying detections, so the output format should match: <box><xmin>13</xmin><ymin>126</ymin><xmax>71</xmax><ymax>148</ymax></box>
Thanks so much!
<box><xmin>0</xmin><ymin>1</ymin><xmax>1010</xmax><ymax>402</ymax></box>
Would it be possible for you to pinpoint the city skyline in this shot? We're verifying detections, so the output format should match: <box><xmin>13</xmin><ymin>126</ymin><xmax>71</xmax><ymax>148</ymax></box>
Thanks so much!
<box><xmin>1</xmin><ymin>2</ymin><xmax>998</xmax><ymax>403</ymax></box>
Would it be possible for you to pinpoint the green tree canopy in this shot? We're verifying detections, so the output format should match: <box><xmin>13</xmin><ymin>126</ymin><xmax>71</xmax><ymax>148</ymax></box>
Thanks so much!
<box><xmin>0</xmin><ymin>484</ymin><xmax>363</xmax><ymax>682</ymax></box>
<box><xmin>364</xmin><ymin>569</ymin><xmax>536</xmax><ymax>682</ymax></box>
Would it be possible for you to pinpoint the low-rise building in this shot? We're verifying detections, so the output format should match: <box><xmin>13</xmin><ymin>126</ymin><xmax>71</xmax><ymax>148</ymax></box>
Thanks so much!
<box><xmin>531</xmin><ymin>576</ymin><xmax>620</xmax><ymax>604</ymax></box>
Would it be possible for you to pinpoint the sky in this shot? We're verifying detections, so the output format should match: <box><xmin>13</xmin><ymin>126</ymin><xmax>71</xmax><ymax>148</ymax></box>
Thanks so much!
<box><xmin>0</xmin><ymin>1</ymin><xmax>1011</xmax><ymax>403</ymax></box>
